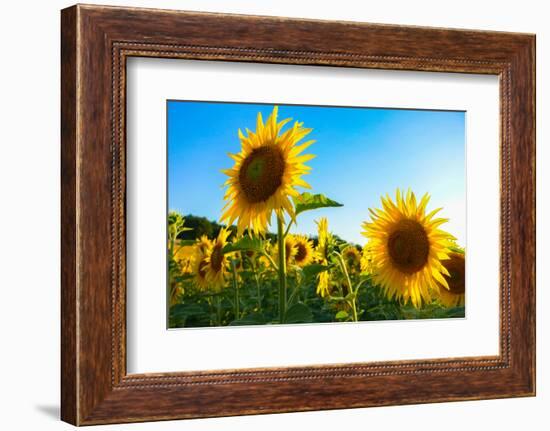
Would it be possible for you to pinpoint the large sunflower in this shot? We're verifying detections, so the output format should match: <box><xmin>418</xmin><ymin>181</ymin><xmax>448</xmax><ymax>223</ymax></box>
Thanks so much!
<box><xmin>292</xmin><ymin>234</ymin><xmax>315</xmax><ymax>267</ymax></box>
<box><xmin>436</xmin><ymin>251</ymin><xmax>466</xmax><ymax>307</ymax></box>
<box><xmin>204</xmin><ymin>228</ymin><xmax>231</xmax><ymax>292</ymax></box>
<box><xmin>221</xmin><ymin>106</ymin><xmax>315</xmax><ymax>235</ymax></box>
<box><xmin>361</xmin><ymin>189</ymin><xmax>455</xmax><ymax>308</ymax></box>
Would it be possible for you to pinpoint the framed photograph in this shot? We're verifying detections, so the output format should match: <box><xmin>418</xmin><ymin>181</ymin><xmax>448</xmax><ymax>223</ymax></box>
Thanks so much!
<box><xmin>61</xmin><ymin>4</ymin><xmax>535</xmax><ymax>425</ymax></box>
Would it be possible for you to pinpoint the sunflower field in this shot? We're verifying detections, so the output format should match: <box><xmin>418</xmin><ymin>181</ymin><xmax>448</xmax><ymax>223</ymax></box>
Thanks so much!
<box><xmin>168</xmin><ymin>106</ymin><xmax>465</xmax><ymax>328</ymax></box>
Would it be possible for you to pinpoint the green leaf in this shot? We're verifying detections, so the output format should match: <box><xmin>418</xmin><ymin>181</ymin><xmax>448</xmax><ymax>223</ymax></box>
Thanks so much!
<box><xmin>439</xmin><ymin>306</ymin><xmax>465</xmax><ymax>318</ymax></box>
<box><xmin>169</xmin><ymin>303</ymin><xmax>207</xmax><ymax>327</ymax></box>
<box><xmin>301</xmin><ymin>263</ymin><xmax>330</xmax><ymax>279</ymax></box>
<box><xmin>285</xmin><ymin>302</ymin><xmax>314</xmax><ymax>324</ymax></box>
<box><xmin>292</xmin><ymin>192</ymin><xmax>343</xmax><ymax>216</ymax></box>
<box><xmin>169</xmin><ymin>303</ymin><xmax>205</xmax><ymax>318</ymax></box>
<box><xmin>335</xmin><ymin>310</ymin><xmax>349</xmax><ymax>320</ymax></box>
<box><xmin>174</xmin><ymin>274</ymin><xmax>194</xmax><ymax>282</ymax></box>
<box><xmin>329</xmin><ymin>295</ymin><xmax>346</xmax><ymax>302</ymax></box>
<box><xmin>222</xmin><ymin>236</ymin><xmax>265</xmax><ymax>254</ymax></box>
<box><xmin>229</xmin><ymin>313</ymin><xmax>267</xmax><ymax>326</ymax></box>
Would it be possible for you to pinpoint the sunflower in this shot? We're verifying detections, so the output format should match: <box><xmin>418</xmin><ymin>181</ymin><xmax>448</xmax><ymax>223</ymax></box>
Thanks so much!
<box><xmin>273</xmin><ymin>234</ymin><xmax>297</xmax><ymax>266</ymax></box>
<box><xmin>316</xmin><ymin>217</ymin><xmax>332</xmax><ymax>261</ymax></box>
<box><xmin>169</xmin><ymin>281</ymin><xmax>184</xmax><ymax>306</ymax></box>
<box><xmin>361</xmin><ymin>189</ymin><xmax>455</xmax><ymax>308</ymax></box>
<box><xmin>315</xmin><ymin>217</ymin><xmax>332</xmax><ymax>298</ymax></box>
<box><xmin>258</xmin><ymin>241</ymin><xmax>274</xmax><ymax>270</ymax></box>
<box><xmin>192</xmin><ymin>237</ymin><xmax>212</xmax><ymax>291</ymax></box>
<box><xmin>317</xmin><ymin>271</ymin><xmax>331</xmax><ymax>298</ymax></box>
<box><xmin>221</xmin><ymin>106</ymin><xmax>316</xmax><ymax>235</ymax></box>
<box><xmin>342</xmin><ymin>245</ymin><xmax>361</xmax><ymax>273</ymax></box>
<box><xmin>173</xmin><ymin>243</ymin><xmax>196</xmax><ymax>274</ymax></box>
<box><xmin>195</xmin><ymin>235</ymin><xmax>212</xmax><ymax>254</ymax></box>
<box><xmin>436</xmin><ymin>251</ymin><xmax>466</xmax><ymax>307</ymax></box>
<box><xmin>360</xmin><ymin>242</ymin><xmax>375</xmax><ymax>275</ymax></box>
<box><xmin>292</xmin><ymin>235</ymin><xmax>315</xmax><ymax>267</ymax></box>
<box><xmin>232</xmin><ymin>251</ymin><xmax>244</xmax><ymax>272</ymax></box>
<box><xmin>204</xmin><ymin>228</ymin><xmax>231</xmax><ymax>292</ymax></box>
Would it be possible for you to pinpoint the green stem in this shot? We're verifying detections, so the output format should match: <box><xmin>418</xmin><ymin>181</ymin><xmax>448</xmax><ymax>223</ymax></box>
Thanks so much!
<box><xmin>251</xmin><ymin>260</ymin><xmax>262</xmax><ymax>311</ymax></box>
<box><xmin>261</xmin><ymin>252</ymin><xmax>279</xmax><ymax>272</ymax></box>
<box><xmin>283</xmin><ymin>219</ymin><xmax>294</xmax><ymax>238</ymax></box>
<box><xmin>216</xmin><ymin>296</ymin><xmax>222</xmax><ymax>326</ymax></box>
<box><xmin>167</xmin><ymin>233</ymin><xmax>176</xmax><ymax>309</ymax></box>
<box><xmin>169</xmin><ymin>239</ymin><xmax>174</xmax><ymax>258</ymax></box>
<box><xmin>350</xmin><ymin>298</ymin><xmax>358</xmax><ymax>322</ymax></box>
<box><xmin>207</xmin><ymin>297</ymin><xmax>213</xmax><ymax>326</ymax></box>
<box><xmin>231</xmin><ymin>259</ymin><xmax>240</xmax><ymax>319</ymax></box>
<box><xmin>277</xmin><ymin>214</ymin><xmax>287</xmax><ymax>324</ymax></box>
<box><xmin>287</xmin><ymin>281</ymin><xmax>301</xmax><ymax>306</ymax></box>
<box><xmin>335</xmin><ymin>252</ymin><xmax>358</xmax><ymax>322</ymax></box>
<box><xmin>354</xmin><ymin>279</ymin><xmax>368</xmax><ymax>295</ymax></box>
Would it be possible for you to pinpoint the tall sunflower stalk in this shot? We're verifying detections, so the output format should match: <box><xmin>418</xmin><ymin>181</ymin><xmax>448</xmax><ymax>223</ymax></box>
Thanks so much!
<box><xmin>230</xmin><ymin>258</ymin><xmax>240</xmax><ymax>319</ymax></box>
<box><xmin>220</xmin><ymin>106</ymin><xmax>315</xmax><ymax>323</ymax></box>
<box><xmin>276</xmin><ymin>215</ymin><xmax>288</xmax><ymax>323</ymax></box>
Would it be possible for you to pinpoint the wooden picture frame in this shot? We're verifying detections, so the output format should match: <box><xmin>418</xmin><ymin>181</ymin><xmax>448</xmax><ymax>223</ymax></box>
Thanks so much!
<box><xmin>61</xmin><ymin>4</ymin><xmax>535</xmax><ymax>425</ymax></box>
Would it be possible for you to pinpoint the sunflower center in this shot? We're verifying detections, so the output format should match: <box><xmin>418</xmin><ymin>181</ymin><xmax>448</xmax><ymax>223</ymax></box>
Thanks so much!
<box><xmin>210</xmin><ymin>244</ymin><xmax>223</xmax><ymax>272</ymax></box>
<box><xmin>239</xmin><ymin>146</ymin><xmax>285</xmax><ymax>203</ymax></box>
<box><xmin>295</xmin><ymin>243</ymin><xmax>307</xmax><ymax>262</ymax></box>
<box><xmin>445</xmin><ymin>254</ymin><xmax>465</xmax><ymax>294</ymax></box>
<box><xmin>387</xmin><ymin>219</ymin><xmax>430</xmax><ymax>274</ymax></box>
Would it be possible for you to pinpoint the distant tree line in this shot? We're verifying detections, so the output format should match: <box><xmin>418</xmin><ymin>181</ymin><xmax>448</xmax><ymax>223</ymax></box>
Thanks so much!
<box><xmin>176</xmin><ymin>213</ymin><xmax>355</xmax><ymax>248</ymax></box>
<box><xmin>177</xmin><ymin>214</ymin><xmax>279</xmax><ymax>242</ymax></box>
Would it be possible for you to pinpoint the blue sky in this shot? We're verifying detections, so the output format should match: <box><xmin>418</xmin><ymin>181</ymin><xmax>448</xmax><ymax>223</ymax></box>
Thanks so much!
<box><xmin>168</xmin><ymin>101</ymin><xmax>465</xmax><ymax>246</ymax></box>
